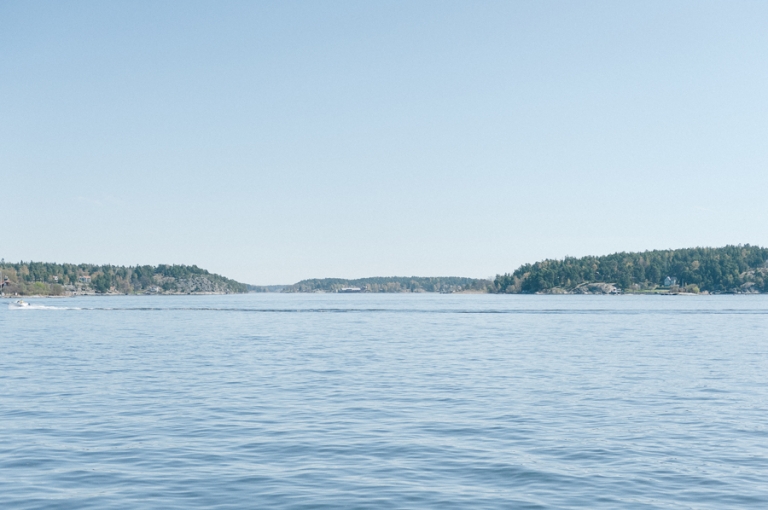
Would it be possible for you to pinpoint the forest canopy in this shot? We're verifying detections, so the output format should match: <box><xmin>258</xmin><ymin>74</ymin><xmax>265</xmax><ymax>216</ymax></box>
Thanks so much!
<box><xmin>493</xmin><ymin>245</ymin><xmax>768</xmax><ymax>294</ymax></box>
<box><xmin>0</xmin><ymin>262</ymin><xmax>248</xmax><ymax>295</ymax></box>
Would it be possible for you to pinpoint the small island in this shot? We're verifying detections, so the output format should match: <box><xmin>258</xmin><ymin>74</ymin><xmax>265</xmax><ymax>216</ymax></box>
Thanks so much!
<box><xmin>0</xmin><ymin>262</ymin><xmax>248</xmax><ymax>296</ymax></box>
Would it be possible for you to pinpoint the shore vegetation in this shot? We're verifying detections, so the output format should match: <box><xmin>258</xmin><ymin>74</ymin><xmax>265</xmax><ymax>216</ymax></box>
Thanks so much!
<box><xmin>493</xmin><ymin>245</ymin><xmax>768</xmax><ymax>294</ymax></box>
<box><xmin>0</xmin><ymin>262</ymin><xmax>248</xmax><ymax>295</ymax></box>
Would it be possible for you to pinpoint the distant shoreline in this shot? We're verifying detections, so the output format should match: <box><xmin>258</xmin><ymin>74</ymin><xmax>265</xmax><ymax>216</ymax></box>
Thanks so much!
<box><xmin>0</xmin><ymin>262</ymin><xmax>248</xmax><ymax>297</ymax></box>
<box><xmin>4</xmin><ymin>245</ymin><xmax>767</xmax><ymax>296</ymax></box>
<box><xmin>1</xmin><ymin>291</ymin><xmax>239</xmax><ymax>298</ymax></box>
<box><xmin>5</xmin><ymin>291</ymin><xmax>759</xmax><ymax>299</ymax></box>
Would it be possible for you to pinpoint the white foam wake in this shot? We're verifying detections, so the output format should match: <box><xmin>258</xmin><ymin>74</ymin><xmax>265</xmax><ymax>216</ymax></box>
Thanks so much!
<box><xmin>7</xmin><ymin>303</ymin><xmax>76</xmax><ymax>310</ymax></box>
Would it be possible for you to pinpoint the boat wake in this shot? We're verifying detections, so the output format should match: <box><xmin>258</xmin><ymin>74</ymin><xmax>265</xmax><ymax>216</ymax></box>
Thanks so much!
<box><xmin>7</xmin><ymin>303</ymin><xmax>74</xmax><ymax>310</ymax></box>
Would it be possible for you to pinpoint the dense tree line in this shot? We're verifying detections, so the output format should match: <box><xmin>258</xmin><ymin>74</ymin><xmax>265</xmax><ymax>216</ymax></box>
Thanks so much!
<box><xmin>0</xmin><ymin>261</ymin><xmax>247</xmax><ymax>295</ymax></box>
<box><xmin>493</xmin><ymin>245</ymin><xmax>768</xmax><ymax>294</ymax></box>
<box><xmin>286</xmin><ymin>276</ymin><xmax>492</xmax><ymax>293</ymax></box>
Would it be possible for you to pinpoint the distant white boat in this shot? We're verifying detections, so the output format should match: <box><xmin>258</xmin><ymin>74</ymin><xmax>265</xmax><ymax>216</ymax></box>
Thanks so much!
<box><xmin>9</xmin><ymin>300</ymin><xmax>30</xmax><ymax>309</ymax></box>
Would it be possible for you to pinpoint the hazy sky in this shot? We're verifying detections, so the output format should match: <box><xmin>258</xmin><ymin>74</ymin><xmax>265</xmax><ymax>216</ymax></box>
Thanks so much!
<box><xmin>2</xmin><ymin>1</ymin><xmax>767</xmax><ymax>284</ymax></box>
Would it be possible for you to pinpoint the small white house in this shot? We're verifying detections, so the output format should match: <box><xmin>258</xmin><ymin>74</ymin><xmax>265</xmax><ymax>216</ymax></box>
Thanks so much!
<box><xmin>663</xmin><ymin>276</ymin><xmax>677</xmax><ymax>287</ymax></box>
<box><xmin>79</xmin><ymin>275</ymin><xmax>91</xmax><ymax>283</ymax></box>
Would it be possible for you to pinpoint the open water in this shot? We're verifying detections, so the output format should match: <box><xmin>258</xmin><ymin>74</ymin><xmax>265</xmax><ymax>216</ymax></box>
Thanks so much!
<box><xmin>1</xmin><ymin>294</ymin><xmax>767</xmax><ymax>509</ymax></box>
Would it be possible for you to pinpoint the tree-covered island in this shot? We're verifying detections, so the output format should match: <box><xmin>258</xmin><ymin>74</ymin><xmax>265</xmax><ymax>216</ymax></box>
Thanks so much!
<box><xmin>0</xmin><ymin>262</ymin><xmax>248</xmax><ymax>296</ymax></box>
<box><xmin>493</xmin><ymin>245</ymin><xmax>768</xmax><ymax>294</ymax></box>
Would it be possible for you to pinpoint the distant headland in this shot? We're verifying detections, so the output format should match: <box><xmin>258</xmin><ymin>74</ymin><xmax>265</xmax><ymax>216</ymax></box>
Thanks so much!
<box><xmin>254</xmin><ymin>276</ymin><xmax>493</xmax><ymax>294</ymax></box>
<box><xmin>3</xmin><ymin>245</ymin><xmax>767</xmax><ymax>297</ymax></box>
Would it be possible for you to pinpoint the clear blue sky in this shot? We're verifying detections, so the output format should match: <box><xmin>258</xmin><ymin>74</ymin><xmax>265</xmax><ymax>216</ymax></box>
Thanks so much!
<box><xmin>2</xmin><ymin>1</ymin><xmax>767</xmax><ymax>284</ymax></box>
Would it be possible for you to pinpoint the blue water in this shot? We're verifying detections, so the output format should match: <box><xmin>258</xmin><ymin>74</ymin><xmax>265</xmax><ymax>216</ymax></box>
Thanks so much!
<box><xmin>2</xmin><ymin>294</ymin><xmax>767</xmax><ymax>509</ymax></box>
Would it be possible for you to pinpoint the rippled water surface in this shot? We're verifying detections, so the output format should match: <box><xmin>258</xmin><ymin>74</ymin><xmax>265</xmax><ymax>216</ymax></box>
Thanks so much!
<box><xmin>2</xmin><ymin>294</ymin><xmax>767</xmax><ymax>509</ymax></box>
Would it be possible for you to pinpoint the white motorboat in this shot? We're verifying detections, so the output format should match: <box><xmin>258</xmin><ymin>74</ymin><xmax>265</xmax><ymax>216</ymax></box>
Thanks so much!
<box><xmin>9</xmin><ymin>300</ymin><xmax>30</xmax><ymax>309</ymax></box>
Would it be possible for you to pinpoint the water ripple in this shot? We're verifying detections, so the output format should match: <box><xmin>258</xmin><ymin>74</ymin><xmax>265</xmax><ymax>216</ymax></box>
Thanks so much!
<box><xmin>1</xmin><ymin>294</ymin><xmax>767</xmax><ymax>508</ymax></box>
